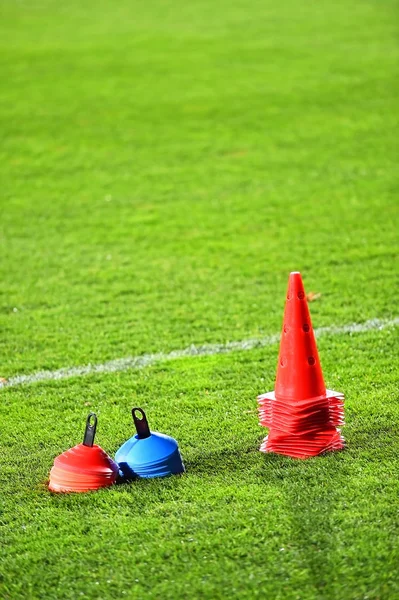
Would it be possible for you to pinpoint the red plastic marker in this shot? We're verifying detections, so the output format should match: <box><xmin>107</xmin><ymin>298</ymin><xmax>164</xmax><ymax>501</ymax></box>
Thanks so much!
<box><xmin>49</xmin><ymin>413</ymin><xmax>119</xmax><ymax>493</ymax></box>
<box><xmin>258</xmin><ymin>272</ymin><xmax>344</xmax><ymax>458</ymax></box>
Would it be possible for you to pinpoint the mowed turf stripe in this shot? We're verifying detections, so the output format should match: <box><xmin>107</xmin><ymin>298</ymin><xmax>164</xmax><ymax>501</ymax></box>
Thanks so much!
<box><xmin>1</xmin><ymin>317</ymin><xmax>397</xmax><ymax>390</ymax></box>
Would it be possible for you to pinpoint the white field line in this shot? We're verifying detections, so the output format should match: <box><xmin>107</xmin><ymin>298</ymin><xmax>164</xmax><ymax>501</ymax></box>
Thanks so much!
<box><xmin>1</xmin><ymin>317</ymin><xmax>398</xmax><ymax>390</ymax></box>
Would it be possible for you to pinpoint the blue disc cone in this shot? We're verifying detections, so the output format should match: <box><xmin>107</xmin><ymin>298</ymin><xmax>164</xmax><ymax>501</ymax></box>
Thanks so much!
<box><xmin>115</xmin><ymin>408</ymin><xmax>185</xmax><ymax>480</ymax></box>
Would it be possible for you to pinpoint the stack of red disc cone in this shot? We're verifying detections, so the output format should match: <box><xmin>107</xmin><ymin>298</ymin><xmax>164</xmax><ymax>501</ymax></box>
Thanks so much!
<box><xmin>49</xmin><ymin>413</ymin><xmax>119</xmax><ymax>493</ymax></box>
<box><xmin>258</xmin><ymin>272</ymin><xmax>345</xmax><ymax>458</ymax></box>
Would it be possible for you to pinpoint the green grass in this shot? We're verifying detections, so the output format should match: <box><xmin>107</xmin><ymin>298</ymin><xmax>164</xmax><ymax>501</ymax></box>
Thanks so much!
<box><xmin>0</xmin><ymin>0</ymin><xmax>398</xmax><ymax>598</ymax></box>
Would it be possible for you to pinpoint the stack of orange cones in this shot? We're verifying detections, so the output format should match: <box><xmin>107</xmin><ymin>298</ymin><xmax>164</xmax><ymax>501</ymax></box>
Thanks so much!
<box><xmin>258</xmin><ymin>272</ymin><xmax>345</xmax><ymax>458</ymax></box>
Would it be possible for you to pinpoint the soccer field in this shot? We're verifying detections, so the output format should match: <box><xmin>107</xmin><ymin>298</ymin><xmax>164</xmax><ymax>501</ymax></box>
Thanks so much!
<box><xmin>0</xmin><ymin>0</ymin><xmax>398</xmax><ymax>598</ymax></box>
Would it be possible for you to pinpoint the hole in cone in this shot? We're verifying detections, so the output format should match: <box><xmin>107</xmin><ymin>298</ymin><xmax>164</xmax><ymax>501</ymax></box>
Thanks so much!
<box><xmin>303</xmin><ymin>324</ymin><xmax>310</xmax><ymax>332</ymax></box>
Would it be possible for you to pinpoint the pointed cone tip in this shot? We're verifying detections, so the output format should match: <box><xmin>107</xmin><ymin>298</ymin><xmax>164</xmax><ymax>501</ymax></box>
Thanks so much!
<box><xmin>287</xmin><ymin>272</ymin><xmax>305</xmax><ymax>299</ymax></box>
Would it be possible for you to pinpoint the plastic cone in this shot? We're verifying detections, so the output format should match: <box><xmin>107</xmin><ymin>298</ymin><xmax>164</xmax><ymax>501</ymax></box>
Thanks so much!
<box><xmin>258</xmin><ymin>272</ymin><xmax>345</xmax><ymax>458</ymax></box>
<box><xmin>115</xmin><ymin>408</ymin><xmax>185</xmax><ymax>480</ymax></box>
<box><xmin>275</xmin><ymin>272</ymin><xmax>326</xmax><ymax>401</ymax></box>
<box><xmin>49</xmin><ymin>413</ymin><xmax>119</xmax><ymax>493</ymax></box>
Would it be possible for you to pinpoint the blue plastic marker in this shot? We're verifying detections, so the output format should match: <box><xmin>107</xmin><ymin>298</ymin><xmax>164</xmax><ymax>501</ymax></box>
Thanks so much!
<box><xmin>115</xmin><ymin>408</ymin><xmax>185</xmax><ymax>480</ymax></box>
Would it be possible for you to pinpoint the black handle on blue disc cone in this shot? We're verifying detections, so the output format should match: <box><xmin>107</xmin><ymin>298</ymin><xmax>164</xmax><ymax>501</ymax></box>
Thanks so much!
<box><xmin>83</xmin><ymin>413</ymin><xmax>97</xmax><ymax>447</ymax></box>
<box><xmin>132</xmin><ymin>408</ymin><xmax>151</xmax><ymax>439</ymax></box>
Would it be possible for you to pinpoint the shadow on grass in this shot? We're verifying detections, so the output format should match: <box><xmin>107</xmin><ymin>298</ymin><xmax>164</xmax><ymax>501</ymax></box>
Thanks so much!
<box><xmin>280</xmin><ymin>451</ymin><xmax>349</xmax><ymax>594</ymax></box>
<box><xmin>265</xmin><ymin>422</ymin><xmax>396</xmax><ymax>595</ymax></box>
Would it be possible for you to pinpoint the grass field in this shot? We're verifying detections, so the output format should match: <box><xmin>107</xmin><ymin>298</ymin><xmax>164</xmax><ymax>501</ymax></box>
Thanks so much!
<box><xmin>0</xmin><ymin>0</ymin><xmax>398</xmax><ymax>598</ymax></box>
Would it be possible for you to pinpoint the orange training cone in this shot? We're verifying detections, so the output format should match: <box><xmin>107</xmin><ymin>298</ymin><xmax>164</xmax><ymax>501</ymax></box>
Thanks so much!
<box><xmin>258</xmin><ymin>272</ymin><xmax>344</xmax><ymax>458</ymax></box>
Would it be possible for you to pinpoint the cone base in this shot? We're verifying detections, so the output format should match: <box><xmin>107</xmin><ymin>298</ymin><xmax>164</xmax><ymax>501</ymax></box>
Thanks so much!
<box><xmin>260</xmin><ymin>429</ymin><xmax>344</xmax><ymax>459</ymax></box>
<box><xmin>258</xmin><ymin>389</ymin><xmax>345</xmax><ymax>430</ymax></box>
<box><xmin>48</xmin><ymin>479</ymin><xmax>116</xmax><ymax>493</ymax></box>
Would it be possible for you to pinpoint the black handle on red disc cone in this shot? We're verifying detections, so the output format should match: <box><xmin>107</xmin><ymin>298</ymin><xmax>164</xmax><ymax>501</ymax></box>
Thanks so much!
<box><xmin>83</xmin><ymin>413</ymin><xmax>97</xmax><ymax>447</ymax></box>
<box><xmin>132</xmin><ymin>407</ymin><xmax>151</xmax><ymax>439</ymax></box>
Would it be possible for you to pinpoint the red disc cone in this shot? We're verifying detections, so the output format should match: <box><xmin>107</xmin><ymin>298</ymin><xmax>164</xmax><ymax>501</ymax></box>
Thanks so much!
<box><xmin>258</xmin><ymin>272</ymin><xmax>345</xmax><ymax>459</ymax></box>
<box><xmin>49</xmin><ymin>413</ymin><xmax>119</xmax><ymax>493</ymax></box>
